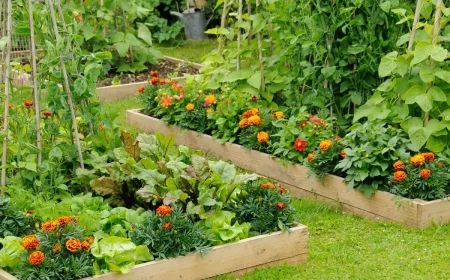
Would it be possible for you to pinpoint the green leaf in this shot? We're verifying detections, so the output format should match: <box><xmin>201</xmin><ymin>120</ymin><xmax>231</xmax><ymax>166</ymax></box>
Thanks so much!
<box><xmin>74</xmin><ymin>78</ymin><xmax>88</xmax><ymax>95</ymax></box>
<box><xmin>426</xmin><ymin>135</ymin><xmax>446</xmax><ymax>152</ymax></box>
<box><xmin>378</xmin><ymin>51</ymin><xmax>398</xmax><ymax>77</ymax></box>
<box><xmin>137</xmin><ymin>23</ymin><xmax>152</xmax><ymax>46</ymax></box>
<box><xmin>251</xmin><ymin>14</ymin><xmax>266</xmax><ymax>34</ymax></box>
<box><xmin>221</xmin><ymin>70</ymin><xmax>254</xmax><ymax>82</ymax></box>
<box><xmin>321</xmin><ymin>66</ymin><xmax>336</xmax><ymax>78</ymax></box>
<box><xmin>347</xmin><ymin>45</ymin><xmax>365</xmax><ymax>54</ymax></box>
<box><xmin>205</xmin><ymin>27</ymin><xmax>230</xmax><ymax>35</ymax></box>
<box><xmin>379</xmin><ymin>1</ymin><xmax>391</xmax><ymax>13</ymax></box>
<box><xmin>408</xmin><ymin>127</ymin><xmax>432</xmax><ymax>149</ymax></box>
<box><xmin>0</xmin><ymin>236</ymin><xmax>24</xmax><ymax>268</ymax></box>
<box><xmin>210</xmin><ymin>161</ymin><xmax>236</xmax><ymax>184</ymax></box>
<box><xmin>441</xmin><ymin>109</ymin><xmax>450</xmax><ymax>121</ymax></box>
<box><xmin>415</xmin><ymin>93</ymin><xmax>433</xmax><ymax>112</ymax></box>
<box><xmin>419</xmin><ymin>64</ymin><xmax>434</xmax><ymax>83</ymax></box>
<box><xmin>81</xmin><ymin>25</ymin><xmax>97</xmax><ymax>41</ymax></box>
<box><xmin>247</xmin><ymin>71</ymin><xmax>262</xmax><ymax>89</ymax></box>
<box><xmin>429</xmin><ymin>45</ymin><xmax>448</xmax><ymax>62</ymax></box>
<box><xmin>402</xmin><ymin>85</ymin><xmax>424</xmax><ymax>104</ymax></box>
<box><xmin>411</xmin><ymin>41</ymin><xmax>430</xmax><ymax>65</ymax></box>
<box><xmin>420</xmin><ymin>2</ymin><xmax>433</xmax><ymax>19</ymax></box>
<box><xmin>401</xmin><ymin>117</ymin><xmax>423</xmax><ymax>133</ymax></box>
<box><xmin>109</xmin><ymin>32</ymin><xmax>125</xmax><ymax>43</ymax></box>
<box><xmin>0</xmin><ymin>36</ymin><xmax>8</xmax><ymax>50</ymax></box>
<box><xmin>125</xmin><ymin>33</ymin><xmax>142</xmax><ymax>47</ymax></box>
<box><xmin>434</xmin><ymin>70</ymin><xmax>450</xmax><ymax>83</ymax></box>
<box><xmin>116</xmin><ymin>42</ymin><xmax>129</xmax><ymax>57</ymax></box>
<box><xmin>428</xmin><ymin>86</ymin><xmax>447</xmax><ymax>102</ymax></box>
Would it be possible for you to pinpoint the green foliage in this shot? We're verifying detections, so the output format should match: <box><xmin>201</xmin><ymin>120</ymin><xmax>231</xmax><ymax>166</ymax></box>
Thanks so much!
<box><xmin>200</xmin><ymin>210</ymin><xmax>251</xmax><ymax>245</ymax></box>
<box><xmin>0</xmin><ymin>197</ymin><xmax>34</xmax><ymax>238</ymax></box>
<box><xmin>306</xmin><ymin>139</ymin><xmax>344</xmax><ymax>179</ymax></box>
<box><xmin>91</xmin><ymin>236</ymin><xmax>153</xmax><ymax>274</ymax></box>
<box><xmin>130</xmin><ymin>207</ymin><xmax>211</xmax><ymax>259</ymax></box>
<box><xmin>0</xmin><ymin>236</ymin><xmax>24</xmax><ymax>269</ymax></box>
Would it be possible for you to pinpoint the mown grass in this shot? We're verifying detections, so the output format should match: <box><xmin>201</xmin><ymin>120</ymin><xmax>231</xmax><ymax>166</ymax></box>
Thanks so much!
<box><xmin>156</xmin><ymin>39</ymin><xmax>218</xmax><ymax>63</ymax></box>
<box><xmin>105</xmin><ymin>96</ymin><xmax>450</xmax><ymax>280</ymax></box>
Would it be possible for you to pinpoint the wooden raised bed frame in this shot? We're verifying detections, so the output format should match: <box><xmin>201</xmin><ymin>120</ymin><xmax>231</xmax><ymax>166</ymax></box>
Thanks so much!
<box><xmin>0</xmin><ymin>225</ymin><xmax>308</xmax><ymax>280</ymax></box>
<box><xmin>127</xmin><ymin>109</ymin><xmax>450</xmax><ymax>229</ymax></box>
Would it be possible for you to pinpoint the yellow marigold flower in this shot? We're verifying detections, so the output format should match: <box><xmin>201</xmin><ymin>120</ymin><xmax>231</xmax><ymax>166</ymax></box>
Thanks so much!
<box><xmin>41</xmin><ymin>220</ymin><xmax>58</xmax><ymax>232</ymax></box>
<box><xmin>21</xmin><ymin>235</ymin><xmax>40</xmax><ymax>250</ymax></box>
<box><xmin>393</xmin><ymin>161</ymin><xmax>405</xmax><ymax>170</ymax></box>
<box><xmin>420</xmin><ymin>169</ymin><xmax>431</xmax><ymax>179</ymax></box>
<box><xmin>243</xmin><ymin>108</ymin><xmax>259</xmax><ymax>118</ymax></box>
<box><xmin>239</xmin><ymin>118</ymin><xmax>249</xmax><ymax>128</ymax></box>
<box><xmin>272</xmin><ymin>111</ymin><xmax>285</xmax><ymax>119</ymax></box>
<box><xmin>319</xmin><ymin>140</ymin><xmax>333</xmax><ymax>152</ymax></box>
<box><xmin>257</xmin><ymin>131</ymin><xmax>269</xmax><ymax>143</ymax></box>
<box><xmin>248</xmin><ymin>115</ymin><xmax>262</xmax><ymax>126</ymax></box>
<box><xmin>307</xmin><ymin>153</ymin><xmax>316</xmax><ymax>162</ymax></box>
<box><xmin>422</xmin><ymin>152</ymin><xmax>435</xmax><ymax>161</ymax></box>
<box><xmin>29</xmin><ymin>251</ymin><xmax>45</xmax><ymax>266</ymax></box>
<box><xmin>204</xmin><ymin>95</ymin><xmax>217</xmax><ymax>105</ymax></box>
<box><xmin>207</xmin><ymin>108</ymin><xmax>214</xmax><ymax>114</ymax></box>
<box><xmin>186</xmin><ymin>103</ymin><xmax>195</xmax><ymax>111</ymax></box>
<box><xmin>410</xmin><ymin>154</ymin><xmax>425</xmax><ymax>166</ymax></box>
<box><xmin>66</xmin><ymin>239</ymin><xmax>81</xmax><ymax>253</ymax></box>
<box><xmin>393</xmin><ymin>171</ymin><xmax>407</xmax><ymax>182</ymax></box>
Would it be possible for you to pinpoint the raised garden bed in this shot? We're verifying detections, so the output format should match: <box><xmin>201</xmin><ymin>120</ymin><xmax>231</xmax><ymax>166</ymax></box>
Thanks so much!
<box><xmin>126</xmin><ymin>109</ymin><xmax>450</xmax><ymax>229</ymax></box>
<box><xmin>0</xmin><ymin>225</ymin><xmax>308</xmax><ymax>280</ymax></box>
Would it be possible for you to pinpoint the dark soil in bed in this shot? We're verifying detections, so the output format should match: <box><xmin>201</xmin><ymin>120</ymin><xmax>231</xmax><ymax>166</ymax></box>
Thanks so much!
<box><xmin>96</xmin><ymin>60</ymin><xmax>199</xmax><ymax>87</ymax></box>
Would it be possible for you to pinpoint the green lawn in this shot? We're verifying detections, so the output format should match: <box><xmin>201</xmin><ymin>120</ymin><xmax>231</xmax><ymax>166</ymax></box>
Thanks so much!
<box><xmin>156</xmin><ymin>39</ymin><xmax>218</xmax><ymax>63</ymax></box>
<box><xmin>103</xmin><ymin>96</ymin><xmax>450</xmax><ymax>280</ymax></box>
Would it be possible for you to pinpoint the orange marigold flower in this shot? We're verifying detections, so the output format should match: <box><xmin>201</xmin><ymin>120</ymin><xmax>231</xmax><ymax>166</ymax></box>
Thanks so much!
<box><xmin>294</xmin><ymin>138</ymin><xmax>307</xmax><ymax>152</ymax></box>
<box><xmin>420</xmin><ymin>169</ymin><xmax>431</xmax><ymax>179</ymax></box>
<box><xmin>66</xmin><ymin>239</ymin><xmax>81</xmax><ymax>253</ymax></box>
<box><xmin>257</xmin><ymin>131</ymin><xmax>269</xmax><ymax>144</ymax></box>
<box><xmin>53</xmin><ymin>244</ymin><xmax>61</xmax><ymax>253</ymax></box>
<box><xmin>162</xmin><ymin>222</ymin><xmax>173</xmax><ymax>230</ymax></box>
<box><xmin>393</xmin><ymin>161</ymin><xmax>405</xmax><ymax>170</ymax></box>
<box><xmin>21</xmin><ymin>235</ymin><xmax>40</xmax><ymax>250</ymax></box>
<box><xmin>99</xmin><ymin>125</ymin><xmax>105</xmax><ymax>131</ymax></box>
<box><xmin>26</xmin><ymin>210</ymin><xmax>35</xmax><ymax>215</ymax></box>
<box><xmin>309</xmin><ymin>115</ymin><xmax>324</xmax><ymax>124</ymax></box>
<box><xmin>272</xmin><ymin>111</ymin><xmax>285</xmax><ymax>119</ymax></box>
<box><xmin>393</xmin><ymin>171</ymin><xmax>407</xmax><ymax>182</ymax></box>
<box><xmin>156</xmin><ymin>205</ymin><xmax>172</xmax><ymax>216</ymax></box>
<box><xmin>204</xmin><ymin>95</ymin><xmax>217</xmax><ymax>105</ymax></box>
<box><xmin>319</xmin><ymin>140</ymin><xmax>333</xmax><ymax>152</ymax></box>
<box><xmin>29</xmin><ymin>251</ymin><xmax>45</xmax><ymax>266</ymax></box>
<box><xmin>151</xmin><ymin>77</ymin><xmax>160</xmax><ymax>85</ymax></box>
<box><xmin>43</xmin><ymin>111</ymin><xmax>53</xmax><ymax>117</ymax></box>
<box><xmin>422</xmin><ymin>152</ymin><xmax>435</xmax><ymax>161</ymax></box>
<box><xmin>248</xmin><ymin>115</ymin><xmax>262</xmax><ymax>126</ymax></box>
<box><xmin>238</xmin><ymin>118</ymin><xmax>249</xmax><ymax>128</ymax></box>
<box><xmin>86</xmin><ymin>237</ymin><xmax>95</xmax><ymax>244</ymax></box>
<box><xmin>207</xmin><ymin>108</ymin><xmax>214</xmax><ymax>114</ymax></box>
<box><xmin>243</xmin><ymin>108</ymin><xmax>259</xmax><ymax>118</ymax></box>
<box><xmin>438</xmin><ymin>162</ymin><xmax>445</xmax><ymax>168</ymax></box>
<box><xmin>150</xmin><ymin>70</ymin><xmax>160</xmax><ymax>78</ymax></box>
<box><xmin>277</xmin><ymin>185</ymin><xmax>287</xmax><ymax>195</ymax></box>
<box><xmin>24</xmin><ymin>100</ymin><xmax>33</xmax><ymax>107</ymax></box>
<box><xmin>74</xmin><ymin>14</ymin><xmax>82</xmax><ymax>22</ymax></box>
<box><xmin>298</xmin><ymin>121</ymin><xmax>307</xmax><ymax>128</ymax></box>
<box><xmin>8</xmin><ymin>104</ymin><xmax>13</xmax><ymax>109</ymax></box>
<box><xmin>261</xmin><ymin>183</ymin><xmax>275</xmax><ymax>189</ymax></box>
<box><xmin>138</xmin><ymin>86</ymin><xmax>145</xmax><ymax>93</ymax></box>
<box><xmin>160</xmin><ymin>78</ymin><xmax>169</xmax><ymax>85</ymax></box>
<box><xmin>307</xmin><ymin>153</ymin><xmax>316</xmax><ymax>162</ymax></box>
<box><xmin>41</xmin><ymin>220</ymin><xmax>59</xmax><ymax>232</ymax></box>
<box><xmin>57</xmin><ymin>216</ymin><xmax>74</xmax><ymax>227</ymax></box>
<box><xmin>276</xmin><ymin>202</ymin><xmax>286</xmax><ymax>210</ymax></box>
<box><xmin>335</xmin><ymin>135</ymin><xmax>342</xmax><ymax>141</ymax></box>
<box><xmin>340</xmin><ymin>150</ymin><xmax>346</xmax><ymax>159</ymax></box>
<box><xmin>81</xmin><ymin>241</ymin><xmax>91</xmax><ymax>251</ymax></box>
<box><xmin>410</xmin><ymin>154</ymin><xmax>425</xmax><ymax>166</ymax></box>
<box><xmin>186</xmin><ymin>103</ymin><xmax>195</xmax><ymax>111</ymax></box>
<box><xmin>160</xmin><ymin>95</ymin><xmax>173</xmax><ymax>108</ymax></box>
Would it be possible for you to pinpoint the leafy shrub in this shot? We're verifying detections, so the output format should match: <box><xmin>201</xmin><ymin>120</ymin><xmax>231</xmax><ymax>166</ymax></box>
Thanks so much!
<box><xmin>130</xmin><ymin>207</ymin><xmax>211</xmax><ymax>259</ymax></box>
<box><xmin>305</xmin><ymin>138</ymin><xmax>345</xmax><ymax>178</ymax></box>
<box><xmin>0</xmin><ymin>197</ymin><xmax>34</xmax><ymax>238</ymax></box>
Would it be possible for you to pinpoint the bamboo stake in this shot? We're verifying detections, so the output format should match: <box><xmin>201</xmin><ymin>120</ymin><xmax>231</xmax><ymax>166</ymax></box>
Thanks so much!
<box><xmin>122</xmin><ymin>10</ymin><xmax>134</xmax><ymax>63</ymax></box>
<box><xmin>247</xmin><ymin>0</ymin><xmax>253</xmax><ymax>45</ymax></box>
<box><xmin>256</xmin><ymin>0</ymin><xmax>264</xmax><ymax>91</ymax></box>
<box><xmin>408</xmin><ymin>0</ymin><xmax>423</xmax><ymax>51</ymax></box>
<box><xmin>47</xmin><ymin>0</ymin><xmax>85</xmax><ymax>172</ymax></box>
<box><xmin>237</xmin><ymin>0</ymin><xmax>243</xmax><ymax>70</ymax></box>
<box><xmin>218</xmin><ymin>0</ymin><xmax>228</xmax><ymax>55</ymax></box>
<box><xmin>0</xmin><ymin>0</ymin><xmax>5</xmax><ymax>85</ymax></box>
<box><xmin>56</xmin><ymin>0</ymin><xmax>94</xmax><ymax>136</ymax></box>
<box><xmin>268</xmin><ymin>20</ymin><xmax>273</xmax><ymax>54</ymax></box>
<box><xmin>1</xmin><ymin>0</ymin><xmax>12</xmax><ymax>188</ymax></box>
<box><xmin>28</xmin><ymin>0</ymin><xmax>42</xmax><ymax>167</ymax></box>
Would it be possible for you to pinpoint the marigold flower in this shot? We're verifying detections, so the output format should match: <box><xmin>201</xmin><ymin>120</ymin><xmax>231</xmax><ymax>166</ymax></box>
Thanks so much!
<box><xmin>319</xmin><ymin>140</ymin><xmax>333</xmax><ymax>152</ymax></box>
<box><xmin>277</xmin><ymin>185</ymin><xmax>287</xmax><ymax>195</ymax></box>
<box><xmin>243</xmin><ymin>108</ymin><xmax>259</xmax><ymax>118</ymax></box>
<box><xmin>8</xmin><ymin>104</ymin><xmax>13</xmax><ymax>109</ymax></box>
<box><xmin>293</xmin><ymin>138</ymin><xmax>307</xmax><ymax>152</ymax></box>
<box><xmin>41</xmin><ymin>220</ymin><xmax>58</xmax><ymax>232</ymax></box>
<box><xmin>57</xmin><ymin>216</ymin><xmax>74</xmax><ymax>227</ymax></box>
<box><xmin>207</xmin><ymin>108</ymin><xmax>214</xmax><ymax>114</ymax></box>
<box><xmin>21</xmin><ymin>235</ymin><xmax>40</xmax><ymax>250</ymax></box>
<box><xmin>53</xmin><ymin>244</ymin><xmax>61</xmax><ymax>253</ymax></box>
<box><xmin>261</xmin><ymin>183</ymin><xmax>275</xmax><ymax>189</ymax></box>
<box><xmin>248</xmin><ymin>115</ymin><xmax>262</xmax><ymax>126</ymax></box>
<box><xmin>74</xmin><ymin>14</ymin><xmax>82</xmax><ymax>22</ymax></box>
<box><xmin>298</xmin><ymin>121</ymin><xmax>307</xmax><ymax>128</ymax></box>
<box><xmin>204</xmin><ymin>95</ymin><xmax>217</xmax><ymax>105</ymax></box>
<box><xmin>393</xmin><ymin>171</ymin><xmax>407</xmax><ymax>182</ymax></box>
<box><xmin>160</xmin><ymin>78</ymin><xmax>169</xmax><ymax>85</ymax></box>
<box><xmin>150</xmin><ymin>70</ymin><xmax>160</xmax><ymax>78</ymax></box>
<box><xmin>422</xmin><ymin>152</ymin><xmax>435</xmax><ymax>161</ymax></box>
<box><xmin>162</xmin><ymin>222</ymin><xmax>173</xmax><ymax>230</ymax></box>
<box><xmin>160</xmin><ymin>95</ymin><xmax>173</xmax><ymax>108</ymax></box>
<box><xmin>29</xmin><ymin>251</ymin><xmax>45</xmax><ymax>266</ymax></box>
<box><xmin>138</xmin><ymin>86</ymin><xmax>145</xmax><ymax>93</ymax></box>
<box><xmin>420</xmin><ymin>169</ymin><xmax>431</xmax><ymax>179</ymax></box>
<box><xmin>340</xmin><ymin>150</ymin><xmax>346</xmax><ymax>159</ymax></box>
<box><xmin>43</xmin><ymin>111</ymin><xmax>53</xmax><ymax>117</ymax></box>
<box><xmin>410</xmin><ymin>154</ymin><xmax>425</xmax><ymax>166</ymax></box>
<box><xmin>24</xmin><ymin>100</ymin><xmax>33</xmax><ymax>107</ymax></box>
<box><xmin>257</xmin><ymin>131</ymin><xmax>269</xmax><ymax>144</ymax></box>
<box><xmin>238</xmin><ymin>118</ymin><xmax>249</xmax><ymax>128</ymax></box>
<box><xmin>438</xmin><ymin>162</ymin><xmax>445</xmax><ymax>168</ymax></box>
<box><xmin>393</xmin><ymin>161</ymin><xmax>405</xmax><ymax>170</ymax></box>
<box><xmin>86</xmin><ymin>237</ymin><xmax>95</xmax><ymax>244</ymax></box>
<box><xmin>26</xmin><ymin>210</ymin><xmax>35</xmax><ymax>215</ymax></box>
<box><xmin>99</xmin><ymin>125</ymin><xmax>105</xmax><ymax>131</ymax></box>
<box><xmin>186</xmin><ymin>103</ymin><xmax>195</xmax><ymax>111</ymax></box>
<box><xmin>307</xmin><ymin>153</ymin><xmax>316</xmax><ymax>162</ymax></box>
<box><xmin>156</xmin><ymin>205</ymin><xmax>172</xmax><ymax>216</ymax></box>
<box><xmin>276</xmin><ymin>202</ymin><xmax>286</xmax><ymax>210</ymax></box>
<box><xmin>66</xmin><ymin>239</ymin><xmax>81</xmax><ymax>253</ymax></box>
<box><xmin>272</xmin><ymin>111</ymin><xmax>285</xmax><ymax>119</ymax></box>
<box><xmin>81</xmin><ymin>241</ymin><xmax>91</xmax><ymax>251</ymax></box>
<box><xmin>335</xmin><ymin>135</ymin><xmax>342</xmax><ymax>141</ymax></box>
<box><xmin>309</xmin><ymin>116</ymin><xmax>324</xmax><ymax>124</ymax></box>
<box><xmin>151</xmin><ymin>77</ymin><xmax>160</xmax><ymax>85</ymax></box>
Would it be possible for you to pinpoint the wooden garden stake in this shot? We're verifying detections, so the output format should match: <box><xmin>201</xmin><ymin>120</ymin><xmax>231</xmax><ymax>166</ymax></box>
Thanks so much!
<box><xmin>28</xmin><ymin>0</ymin><xmax>42</xmax><ymax>167</ymax></box>
<box><xmin>218</xmin><ymin>0</ymin><xmax>228</xmax><ymax>55</ymax></box>
<box><xmin>255</xmin><ymin>0</ymin><xmax>265</xmax><ymax>91</ymax></box>
<box><xmin>247</xmin><ymin>0</ymin><xmax>253</xmax><ymax>45</ymax></box>
<box><xmin>122</xmin><ymin>10</ymin><xmax>134</xmax><ymax>64</ymax></box>
<box><xmin>408</xmin><ymin>0</ymin><xmax>422</xmax><ymax>51</ymax></box>
<box><xmin>1</xmin><ymin>0</ymin><xmax>12</xmax><ymax>188</ymax></box>
<box><xmin>46</xmin><ymin>0</ymin><xmax>85</xmax><ymax>173</ymax></box>
<box><xmin>237</xmin><ymin>0</ymin><xmax>243</xmax><ymax>70</ymax></box>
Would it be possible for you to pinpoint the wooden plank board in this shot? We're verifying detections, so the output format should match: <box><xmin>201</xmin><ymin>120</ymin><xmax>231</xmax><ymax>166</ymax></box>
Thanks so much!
<box><xmin>127</xmin><ymin>110</ymin><xmax>450</xmax><ymax>228</ymax></box>
<box><xmin>0</xmin><ymin>269</ymin><xmax>16</xmax><ymax>280</ymax></box>
<box><xmin>417</xmin><ymin>198</ymin><xmax>450</xmax><ymax>228</ymax></box>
